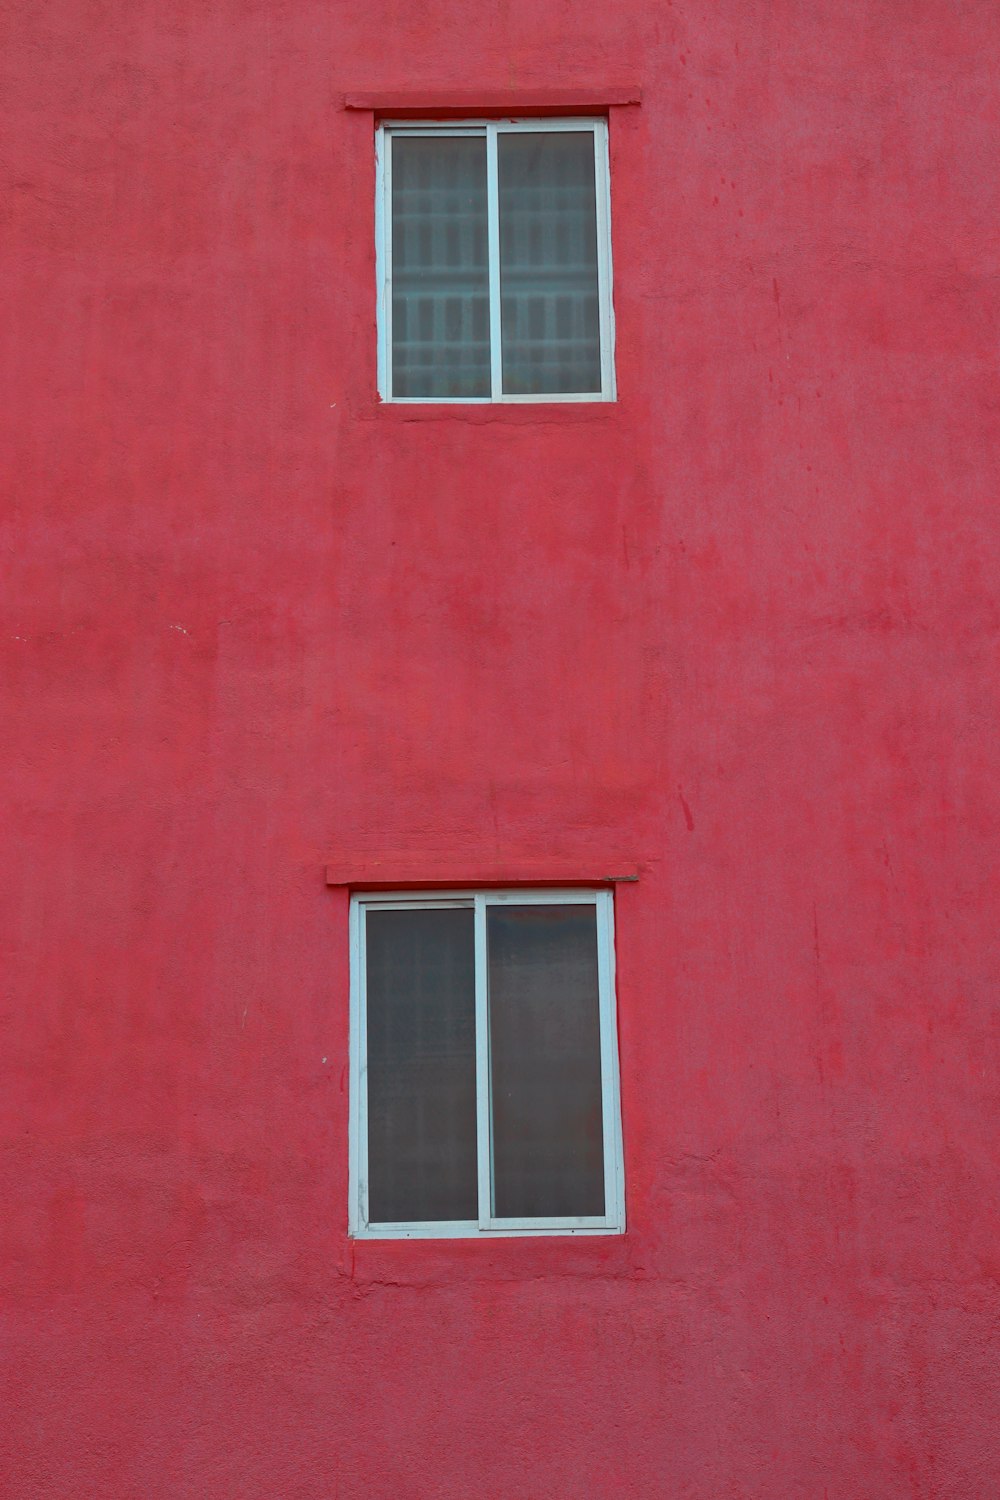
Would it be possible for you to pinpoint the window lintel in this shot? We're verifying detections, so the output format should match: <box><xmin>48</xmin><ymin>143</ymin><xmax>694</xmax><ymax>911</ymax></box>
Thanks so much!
<box><xmin>343</xmin><ymin>87</ymin><xmax>641</xmax><ymax>117</ymax></box>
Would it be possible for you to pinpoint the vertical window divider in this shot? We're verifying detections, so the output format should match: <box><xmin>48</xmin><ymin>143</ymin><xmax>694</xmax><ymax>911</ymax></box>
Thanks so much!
<box><xmin>485</xmin><ymin>122</ymin><xmax>503</xmax><ymax>400</ymax></box>
<box><xmin>473</xmin><ymin>893</ymin><xmax>493</xmax><ymax>1228</ymax></box>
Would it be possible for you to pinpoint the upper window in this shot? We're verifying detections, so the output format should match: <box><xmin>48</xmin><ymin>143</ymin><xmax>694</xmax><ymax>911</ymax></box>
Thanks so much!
<box><xmin>376</xmin><ymin>119</ymin><xmax>615</xmax><ymax>402</ymax></box>
<box><xmin>349</xmin><ymin>889</ymin><xmax>625</xmax><ymax>1237</ymax></box>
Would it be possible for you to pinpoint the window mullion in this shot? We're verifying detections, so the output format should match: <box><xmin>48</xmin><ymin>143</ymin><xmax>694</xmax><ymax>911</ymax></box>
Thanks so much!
<box><xmin>474</xmin><ymin>893</ymin><xmax>492</xmax><ymax>1228</ymax></box>
<box><xmin>485</xmin><ymin>122</ymin><xmax>503</xmax><ymax>399</ymax></box>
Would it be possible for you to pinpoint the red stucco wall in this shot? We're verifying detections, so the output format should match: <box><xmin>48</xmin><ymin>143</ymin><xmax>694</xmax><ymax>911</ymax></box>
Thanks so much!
<box><xmin>4</xmin><ymin>2</ymin><xmax>1000</xmax><ymax>1495</ymax></box>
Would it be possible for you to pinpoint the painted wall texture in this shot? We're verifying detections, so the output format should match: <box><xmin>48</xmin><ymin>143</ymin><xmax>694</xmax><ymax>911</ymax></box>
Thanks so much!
<box><xmin>3</xmin><ymin>1</ymin><xmax>1000</xmax><ymax>1495</ymax></box>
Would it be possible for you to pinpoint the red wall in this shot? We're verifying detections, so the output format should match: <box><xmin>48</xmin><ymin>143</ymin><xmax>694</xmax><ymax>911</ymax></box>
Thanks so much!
<box><xmin>4</xmin><ymin>2</ymin><xmax>1000</xmax><ymax>1495</ymax></box>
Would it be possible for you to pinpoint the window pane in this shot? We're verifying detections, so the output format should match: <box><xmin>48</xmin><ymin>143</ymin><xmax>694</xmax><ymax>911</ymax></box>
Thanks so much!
<box><xmin>487</xmin><ymin>904</ymin><xmax>606</xmax><ymax>1218</ymax></box>
<box><xmin>366</xmin><ymin>908</ymin><xmax>478</xmax><ymax>1223</ymax></box>
<box><xmin>391</xmin><ymin>136</ymin><xmax>491</xmax><ymax>398</ymax></box>
<box><xmin>498</xmin><ymin>132</ymin><xmax>602</xmax><ymax>396</ymax></box>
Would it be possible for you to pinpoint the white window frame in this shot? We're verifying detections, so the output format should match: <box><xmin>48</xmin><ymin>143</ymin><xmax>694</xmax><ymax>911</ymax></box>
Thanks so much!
<box><xmin>375</xmin><ymin>118</ymin><xmax>616</xmax><ymax>403</ymax></box>
<box><xmin>349</xmin><ymin>888</ymin><xmax>626</xmax><ymax>1238</ymax></box>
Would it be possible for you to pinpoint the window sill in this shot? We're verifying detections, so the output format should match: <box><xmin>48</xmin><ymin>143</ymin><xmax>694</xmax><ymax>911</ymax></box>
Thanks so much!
<box><xmin>352</xmin><ymin>1222</ymin><xmax>625</xmax><ymax>1240</ymax></box>
<box><xmin>371</xmin><ymin>400</ymin><xmax>618</xmax><ymax>425</ymax></box>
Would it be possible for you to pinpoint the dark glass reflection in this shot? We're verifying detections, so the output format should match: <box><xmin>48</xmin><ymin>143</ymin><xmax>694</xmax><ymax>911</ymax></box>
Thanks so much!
<box><xmin>488</xmin><ymin>904</ymin><xmax>605</xmax><ymax>1218</ymax></box>
<box><xmin>498</xmin><ymin>132</ymin><xmax>602</xmax><ymax>395</ymax></box>
<box><xmin>391</xmin><ymin>136</ymin><xmax>491</xmax><ymax>398</ymax></box>
<box><xmin>366</xmin><ymin>908</ymin><xmax>478</xmax><ymax>1223</ymax></box>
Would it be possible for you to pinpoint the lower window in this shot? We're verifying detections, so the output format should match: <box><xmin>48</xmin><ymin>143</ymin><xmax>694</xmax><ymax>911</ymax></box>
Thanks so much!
<box><xmin>349</xmin><ymin>889</ymin><xmax>625</xmax><ymax>1237</ymax></box>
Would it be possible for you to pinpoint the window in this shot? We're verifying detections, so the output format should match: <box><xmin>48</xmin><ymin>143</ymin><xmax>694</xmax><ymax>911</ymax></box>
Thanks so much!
<box><xmin>376</xmin><ymin>119</ymin><xmax>615</xmax><ymax>402</ymax></box>
<box><xmin>349</xmin><ymin>889</ymin><xmax>625</xmax><ymax>1237</ymax></box>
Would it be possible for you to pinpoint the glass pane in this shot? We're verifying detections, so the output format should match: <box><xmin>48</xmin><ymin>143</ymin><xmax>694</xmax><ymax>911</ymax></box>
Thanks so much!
<box><xmin>391</xmin><ymin>135</ymin><xmax>491</xmax><ymax>398</ymax></box>
<box><xmin>487</xmin><ymin>904</ymin><xmax>606</xmax><ymax>1218</ymax></box>
<box><xmin>498</xmin><ymin>131</ymin><xmax>602</xmax><ymax>395</ymax></box>
<box><xmin>366</xmin><ymin>908</ymin><xmax>478</xmax><ymax>1223</ymax></box>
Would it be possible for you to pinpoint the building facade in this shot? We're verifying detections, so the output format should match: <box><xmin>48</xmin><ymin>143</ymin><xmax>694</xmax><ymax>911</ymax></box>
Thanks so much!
<box><xmin>4</xmin><ymin>1</ymin><xmax>1000</xmax><ymax>1494</ymax></box>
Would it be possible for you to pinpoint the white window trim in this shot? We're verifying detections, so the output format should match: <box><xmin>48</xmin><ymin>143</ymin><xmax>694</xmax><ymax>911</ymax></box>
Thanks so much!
<box><xmin>348</xmin><ymin>888</ymin><xmax>626</xmax><ymax>1238</ymax></box>
<box><xmin>375</xmin><ymin>118</ymin><xmax>617</xmax><ymax>404</ymax></box>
